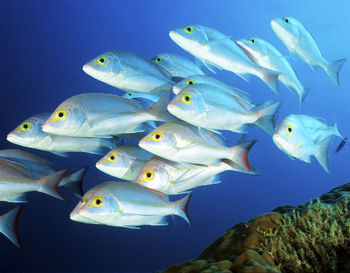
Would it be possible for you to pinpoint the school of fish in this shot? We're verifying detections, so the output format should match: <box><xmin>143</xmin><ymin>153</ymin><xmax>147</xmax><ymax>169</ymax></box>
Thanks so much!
<box><xmin>1</xmin><ymin>17</ymin><xmax>346</xmax><ymax>248</ymax></box>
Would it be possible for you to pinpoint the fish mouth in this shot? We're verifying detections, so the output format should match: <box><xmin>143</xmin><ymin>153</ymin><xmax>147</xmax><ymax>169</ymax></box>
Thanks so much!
<box><xmin>172</xmin><ymin>84</ymin><xmax>182</xmax><ymax>95</ymax></box>
<box><xmin>82</xmin><ymin>64</ymin><xmax>92</xmax><ymax>75</ymax></box>
<box><xmin>270</xmin><ymin>19</ymin><xmax>283</xmax><ymax>33</ymax></box>
<box><xmin>6</xmin><ymin>134</ymin><xmax>22</xmax><ymax>145</ymax></box>
<box><xmin>41</xmin><ymin>122</ymin><xmax>54</xmax><ymax>134</ymax></box>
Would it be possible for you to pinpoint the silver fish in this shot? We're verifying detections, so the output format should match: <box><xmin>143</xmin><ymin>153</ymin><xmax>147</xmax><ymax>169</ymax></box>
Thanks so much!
<box><xmin>169</xmin><ymin>24</ymin><xmax>280</xmax><ymax>93</ymax></box>
<box><xmin>70</xmin><ymin>181</ymin><xmax>191</xmax><ymax>228</ymax></box>
<box><xmin>271</xmin><ymin>17</ymin><xmax>346</xmax><ymax>87</ymax></box>
<box><xmin>83</xmin><ymin>50</ymin><xmax>174</xmax><ymax>94</ymax></box>
<box><xmin>7</xmin><ymin>113</ymin><xmax>123</xmax><ymax>157</ymax></box>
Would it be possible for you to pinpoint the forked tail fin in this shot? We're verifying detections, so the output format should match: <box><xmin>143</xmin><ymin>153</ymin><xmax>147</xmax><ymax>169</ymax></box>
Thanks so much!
<box><xmin>173</xmin><ymin>193</ymin><xmax>191</xmax><ymax>226</ymax></box>
<box><xmin>37</xmin><ymin>169</ymin><xmax>68</xmax><ymax>200</ymax></box>
<box><xmin>315</xmin><ymin>135</ymin><xmax>333</xmax><ymax>173</ymax></box>
<box><xmin>325</xmin><ymin>59</ymin><xmax>346</xmax><ymax>87</ymax></box>
<box><xmin>0</xmin><ymin>206</ymin><xmax>24</xmax><ymax>249</ymax></box>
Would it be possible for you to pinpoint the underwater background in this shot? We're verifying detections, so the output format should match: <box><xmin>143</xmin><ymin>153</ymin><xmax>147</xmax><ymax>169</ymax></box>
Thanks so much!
<box><xmin>1</xmin><ymin>0</ymin><xmax>350</xmax><ymax>272</ymax></box>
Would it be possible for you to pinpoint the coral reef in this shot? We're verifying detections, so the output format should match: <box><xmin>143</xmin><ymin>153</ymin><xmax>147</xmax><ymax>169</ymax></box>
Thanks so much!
<box><xmin>160</xmin><ymin>183</ymin><xmax>350</xmax><ymax>273</ymax></box>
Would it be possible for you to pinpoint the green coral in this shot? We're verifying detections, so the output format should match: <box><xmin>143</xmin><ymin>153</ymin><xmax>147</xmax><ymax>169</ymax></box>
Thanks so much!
<box><xmin>257</xmin><ymin>198</ymin><xmax>350</xmax><ymax>273</ymax></box>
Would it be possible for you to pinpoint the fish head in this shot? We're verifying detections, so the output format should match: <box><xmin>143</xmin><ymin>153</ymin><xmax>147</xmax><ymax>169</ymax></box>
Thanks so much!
<box><xmin>167</xmin><ymin>86</ymin><xmax>206</xmax><ymax>121</ymax></box>
<box><xmin>271</xmin><ymin>17</ymin><xmax>299</xmax><ymax>45</ymax></box>
<box><xmin>134</xmin><ymin>157</ymin><xmax>169</xmax><ymax>191</ymax></box>
<box><xmin>72</xmin><ymin>183</ymin><xmax>119</xmax><ymax>224</ymax></box>
<box><xmin>42</xmin><ymin>101</ymin><xmax>86</xmax><ymax>136</ymax></box>
<box><xmin>152</xmin><ymin>53</ymin><xmax>172</xmax><ymax>72</ymax></box>
<box><xmin>172</xmin><ymin>76</ymin><xmax>199</xmax><ymax>94</ymax></box>
<box><xmin>138</xmin><ymin>124</ymin><xmax>178</xmax><ymax>155</ymax></box>
<box><xmin>96</xmin><ymin>148</ymin><xmax>134</xmax><ymax>178</ymax></box>
<box><xmin>273</xmin><ymin>115</ymin><xmax>305</xmax><ymax>157</ymax></box>
<box><xmin>7</xmin><ymin>113</ymin><xmax>48</xmax><ymax>146</ymax></box>
<box><xmin>82</xmin><ymin>51</ymin><xmax>122</xmax><ymax>81</ymax></box>
<box><xmin>236</xmin><ymin>37</ymin><xmax>268</xmax><ymax>62</ymax></box>
<box><xmin>169</xmin><ymin>24</ymin><xmax>209</xmax><ymax>50</ymax></box>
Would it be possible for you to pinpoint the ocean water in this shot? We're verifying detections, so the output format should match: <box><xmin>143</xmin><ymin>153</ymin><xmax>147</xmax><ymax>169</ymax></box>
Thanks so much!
<box><xmin>1</xmin><ymin>1</ymin><xmax>350</xmax><ymax>272</ymax></box>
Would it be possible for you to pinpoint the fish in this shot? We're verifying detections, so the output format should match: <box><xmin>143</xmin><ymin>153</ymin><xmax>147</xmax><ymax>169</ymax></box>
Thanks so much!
<box><xmin>169</xmin><ymin>24</ymin><xmax>280</xmax><ymax>93</ymax></box>
<box><xmin>0</xmin><ymin>149</ymin><xmax>87</xmax><ymax>198</ymax></box>
<box><xmin>271</xmin><ymin>17</ymin><xmax>346</xmax><ymax>87</ymax></box>
<box><xmin>82</xmin><ymin>50</ymin><xmax>174</xmax><ymax>94</ymax></box>
<box><xmin>42</xmin><ymin>91</ymin><xmax>175</xmax><ymax>138</ymax></box>
<box><xmin>0</xmin><ymin>206</ymin><xmax>24</xmax><ymax>248</ymax></box>
<box><xmin>273</xmin><ymin>114</ymin><xmax>342</xmax><ymax>173</ymax></box>
<box><xmin>7</xmin><ymin>113</ymin><xmax>123</xmax><ymax>157</ymax></box>
<box><xmin>172</xmin><ymin>75</ymin><xmax>252</xmax><ymax>103</ymax></box>
<box><xmin>122</xmin><ymin>91</ymin><xmax>161</xmax><ymax>103</ymax></box>
<box><xmin>96</xmin><ymin>146</ymin><xmax>153</xmax><ymax>181</ymax></box>
<box><xmin>135</xmin><ymin>156</ymin><xmax>257</xmax><ymax>195</ymax></box>
<box><xmin>152</xmin><ymin>53</ymin><xmax>205</xmax><ymax>78</ymax></box>
<box><xmin>139</xmin><ymin>121</ymin><xmax>257</xmax><ymax>170</ymax></box>
<box><xmin>236</xmin><ymin>37</ymin><xmax>309</xmax><ymax>104</ymax></box>
<box><xmin>335</xmin><ymin>137</ymin><xmax>347</xmax><ymax>153</ymax></box>
<box><xmin>70</xmin><ymin>181</ymin><xmax>191</xmax><ymax>228</ymax></box>
<box><xmin>167</xmin><ymin>83</ymin><xmax>281</xmax><ymax>135</ymax></box>
<box><xmin>0</xmin><ymin>158</ymin><xmax>67</xmax><ymax>202</ymax></box>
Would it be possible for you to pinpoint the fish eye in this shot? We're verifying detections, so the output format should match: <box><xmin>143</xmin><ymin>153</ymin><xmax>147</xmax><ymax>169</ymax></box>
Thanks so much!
<box><xmin>248</xmin><ymin>38</ymin><xmax>256</xmax><ymax>44</ymax></box>
<box><xmin>185</xmin><ymin>79</ymin><xmax>195</xmax><ymax>86</ymax></box>
<box><xmin>97</xmin><ymin>56</ymin><xmax>107</xmax><ymax>65</ymax></box>
<box><xmin>152</xmin><ymin>132</ymin><xmax>163</xmax><ymax>141</ymax></box>
<box><xmin>286</xmin><ymin>125</ymin><xmax>293</xmax><ymax>135</ymax></box>
<box><xmin>184</xmin><ymin>26</ymin><xmax>194</xmax><ymax>33</ymax></box>
<box><xmin>21</xmin><ymin>122</ymin><xmax>32</xmax><ymax>131</ymax></box>
<box><xmin>127</xmin><ymin>92</ymin><xmax>132</xmax><ymax>96</ymax></box>
<box><xmin>144</xmin><ymin>169</ymin><xmax>154</xmax><ymax>181</ymax></box>
<box><xmin>181</xmin><ymin>93</ymin><xmax>192</xmax><ymax>104</ymax></box>
<box><xmin>283</xmin><ymin>17</ymin><xmax>290</xmax><ymax>24</ymax></box>
<box><xmin>93</xmin><ymin>196</ymin><xmax>104</xmax><ymax>207</ymax></box>
<box><xmin>55</xmin><ymin>109</ymin><xmax>67</xmax><ymax>120</ymax></box>
<box><xmin>108</xmin><ymin>153</ymin><xmax>116</xmax><ymax>161</ymax></box>
<box><xmin>154</xmin><ymin>57</ymin><xmax>162</xmax><ymax>63</ymax></box>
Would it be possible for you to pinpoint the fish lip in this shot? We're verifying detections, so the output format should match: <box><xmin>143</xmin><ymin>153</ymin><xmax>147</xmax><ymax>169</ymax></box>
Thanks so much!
<box><xmin>41</xmin><ymin>122</ymin><xmax>51</xmax><ymax>133</ymax></box>
<box><xmin>82</xmin><ymin>64</ymin><xmax>90</xmax><ymax>74</ymax></box>
<box><xmin>236</xmin><ymin>40</ymin><xmax>244</xmax><ymax>47</ymax></box>
<box><xmin>6</xmin><ymin>133</ymin><xmax>19</xmax><ymax>144</ymax></box>
<box><xmin>172</xmin><ymin>84</ymin><xmax>182</xmax><ymax>94</ymax></box>
<box><xmin>270</xmin><ymin>19</ymin><xmax>281</xmax><ymax>32</ymax></box>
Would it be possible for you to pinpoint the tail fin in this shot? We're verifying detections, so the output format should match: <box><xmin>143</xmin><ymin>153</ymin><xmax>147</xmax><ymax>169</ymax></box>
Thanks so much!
<box><xmin>315</xmin><ymin>135</ymin><xmax>333</xmax><ymax>173</ymax></box>
<box><xmin>229</xmin><ymin>139</ymin><xmax>257</xmax><ymax>173</ymax></box>
<box><xmin>254</xmin><ymin>101</ymin><xmax>282</xmax><ymax>135</ymax></box>
<box><xmin>331</xmin><ymin>122</ymin><xmax>343</xmax><ymax>139</ymax></box>
<box><xmin>325</xmin><ymin>59</ymin><xmax>346</xmax><ymax>87</ymax></box>
<box><xmin>257</xmin><ymin>67</ymin><xmax>280</xmax><ymax>94</ymax></box>
<box><xmin>173</xmin><ymin>193</ymin><xmax>191</xmax><ymax>226</ymax></box>
<box><xmin>221</xmin><ymin>158</ymin><xmax>259</xmax><ymax>175</ymax></box>
<box><xmin>59</xmin><ymin>167</ymin><xmax>88</xmax><ymax>198</ymax></box>
<box><xmin>299</xmin><ymin>87</ymin><xmax>310</xmax><ymax>107</ymax></box>
<box><xmin>37</xmin><ymin>169</ymin><xmax>68</xmax><ymax>200</ymax></box>
<box><xmin>0</xmin><ymin>206</ymin><xmax>24</xmax><ymax>249</ymax></box>
<box><xmin>147</xmin><ymin>90</ymin><xmax>177</xmax><ymax>122</ymax></box>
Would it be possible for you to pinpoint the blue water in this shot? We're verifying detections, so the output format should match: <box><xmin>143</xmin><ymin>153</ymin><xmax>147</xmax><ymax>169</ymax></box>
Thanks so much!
<box><xmin>1</xmin><ymin>1</ymin><xmax>350</xmax><ymax>272</ymax></box>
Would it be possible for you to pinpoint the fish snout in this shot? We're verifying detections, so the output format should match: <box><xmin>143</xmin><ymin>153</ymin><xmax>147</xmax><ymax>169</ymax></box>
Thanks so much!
<box><xmin>172</xmin><ymin>84</ymin><xmax>182</xmax><ymax>95</ymax></box>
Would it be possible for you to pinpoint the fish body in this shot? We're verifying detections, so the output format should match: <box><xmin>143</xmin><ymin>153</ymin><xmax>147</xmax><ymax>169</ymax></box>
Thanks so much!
<box><xmin>41</xmin><ymin>91</ymin><xmax>174</xmax><ymax>138</ymax></box>
<box><xmin>83</xmin><ymin>50</ymin><xmax>174</xmax><ymax>94</ymax></box>
<box><xmin>273</xmin><ymin>114</ymin><xmax>342</xmax><ymax>172</ymax></box>
<box><xmin>237</xmin><ymin>37</ymin><xmax>308</xmax><ymax>104</ymax></box>
<box><xmin>70</xmin><ymin>181</ymin><xmax>191</xmax><ymax>228</ymax></box>
<box><xmin>168</xmin><ymin>84</ymin><xmax>281</xmax><ymax>135</ymax></box>
<box><xmin>135</xmin><ymin>156</ymin><xmax>253</xmax><ymax>195</ymax></box>
<box><xmin>122</xmin><ymin>91</ymin><xmax>161</xmax><ymax>103</ymax></box>
<box><xmin>139</xmin><ymin>121</ymin><xmax>256</xmax><ymax>172</ymax></box>
<box><xmin>271</xmin><ymin>17</ymin><xmax>346</xmax><ymax>87</ymax></box>
<box><xmin>7</xmin><ymin>113</ymin><xmax>122</xmax><ymax>156</ymax></box>
<box><xmin>0</xmin><ymin>149</ymin><xmax>86</xmax><ymax>198</ymax></box>
<box><xmin>0</xmin><ymin>158</ymin><xmax>67</xmax><ymax>202</ymax></box>
<box><xmin>96</xmin><ymin>146</ymin><xmax>153</xmax><ymax>181</ymax></box>
<box><xmin>152</xmin><ymin>53</ymin><xmax>205</xmax><ymax>78</ymax></box>
<box><xmin>172</xmin><ymin>75</ymin><xmax>252</xmax><ymax>103</ymax></box>
<box><xmin>169</xmin><ymin>24</ymin><xmax>279</xmax><ymax>93</ymax></box>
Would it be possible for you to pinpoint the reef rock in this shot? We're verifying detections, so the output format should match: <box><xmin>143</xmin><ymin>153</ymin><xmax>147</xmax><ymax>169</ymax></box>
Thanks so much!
<box><xmin>160</xmin><ymin>182</ymin><xmax>350</xmax><ymax>273</ymax></box>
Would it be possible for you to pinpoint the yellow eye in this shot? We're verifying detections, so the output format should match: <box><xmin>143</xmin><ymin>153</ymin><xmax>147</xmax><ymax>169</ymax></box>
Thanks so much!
<box><xmin>55</xmin><ymin>109</ymin><xmax>67</xmax><ymax>120</ymax></box>
<box><xmin>185</xmin><ymin>79</ymin><xmax>195</xmax><ymax>86</ymax></box>
<box><xmin>283</xmin><ymin>17</ymin><xmax>290</xmax><ymax>24</ymax></box>
<box><xmin>286</xmin><ymin>125</ymin><xmax>293</xmax><ymax>135</ymax></box>
<box><xmin>144</xmin><ymin>169</ymin><xmax>154</xmax><ymax>181</ymax></box>
<box><xmin>248</xmin><ymin>38</ymin><xmax>256</xmax><ymax>44</ymax></box>
<box><xmin>108</xmin><ymin>153</ymin><xmax>117</xmax><ymax>161</ymax></box>
<box><xmin>181</xmin><ymin>93</ymin><xmax>192</xmax><ymax>104</ymax></box>
<box><xmin>93</xmin><ymin>196</ymin><xmax>104</xmax><ymax>207</ymax></box>
<box><xmin>97</xmin><ymin>56</ymin><xmax>107</xmax><ymax>65</ymax></box>
<box><xmin>184</xmin><ymin>26</ymin><xmax>194</xmax><ymax>33</ymax></box>
<box><xmin>154</xmin><ymin>56</ymin><xmax>162</xmax><ymax>63</ymax></box>
<box><xmin>152</xmin><ymin>132</ymin><xmax>163</xmax><ymax>141</ymax></box>
<box><xmin>22</xmin><ymin>122</ymin><xmax>32</xmax><ymax>131</ymax></box>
